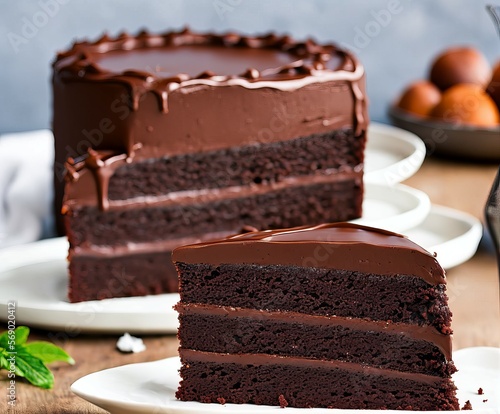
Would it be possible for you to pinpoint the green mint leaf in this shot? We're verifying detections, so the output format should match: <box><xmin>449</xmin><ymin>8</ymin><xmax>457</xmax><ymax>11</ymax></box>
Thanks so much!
<box><xmin>0</xmin><ymin>326</ymin><xmax>74</xmax><ymax>390</ymax></box>
<box><xmin>24</xmin><ymin>341</ymin><xmax>75</xmax><ymax>365</ymax></box>
<box><xmin>0</xmin><ymin>352</ymin><xmax>8</xmax><ymax>370</ymax></box>
<box><xmin>14</xmin><ymin>348</ymin><xmax>54</xmax><ymax>389</ymax></box>
<box><xmin>0</xmin><ymin>330</ymin><xmax>8</xmax><ymax>349</ymax></box>
<box><xmin>14</xmin><ymin>326</ymin><xmax>30</xmax><ymax>345</ymax></box>
<box><xmin>0</xmin><ymin>326</ymin><xmax>29</xmax><ymax>348</ymax></box>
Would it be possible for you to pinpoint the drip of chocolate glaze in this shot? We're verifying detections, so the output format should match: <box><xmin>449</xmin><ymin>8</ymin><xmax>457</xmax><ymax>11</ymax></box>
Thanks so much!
<box><xmin>350</xmin><ymin>80</ymin><xmax>368</xmax><ymax>137</ymax></box>
<box><xmin>64</xmin><ymin>147</ymin><xmax>140</xmax><ymax>211</ymax></box>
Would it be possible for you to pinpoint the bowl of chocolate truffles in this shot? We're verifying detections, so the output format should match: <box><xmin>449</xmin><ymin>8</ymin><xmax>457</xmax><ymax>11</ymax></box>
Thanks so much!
<box><xmin>389</xmin><ymin>46</ymin><xmax>500</xmax><ymax>161</ymax></box>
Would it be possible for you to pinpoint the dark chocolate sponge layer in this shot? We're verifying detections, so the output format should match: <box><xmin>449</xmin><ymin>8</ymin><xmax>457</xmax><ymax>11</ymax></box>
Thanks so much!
<box><xmin>176</xmin><ymin>263</ymin><xmax>452</xmax><ymax>333</ymax></box>
<box><xmin>177</xmin><ymin>311</ymin><xmax>456</xmax><ymax>377</ymax></box>
<box><xmin>67</xmin><ymin>179</ymin><xmax>362</xmax><ymax>247</ymax></box>
<box><xmin>108</xmin><ymin>129</ymin><xmax>364</xmax><ymax>200</ymax></box>
<box><xmin>68</xmin><ymin>251</ymin><xmax>177</xmax><ymax>302</ymax></box>
<box><xmin>176</xmin><ymin>356</ymin><xmax>459</xmax><ymax>410</ymax></box>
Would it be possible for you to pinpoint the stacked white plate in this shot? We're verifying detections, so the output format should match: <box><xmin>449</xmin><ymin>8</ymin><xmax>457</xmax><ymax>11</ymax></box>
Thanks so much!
<box><xmin>361</xmin><ymin>123</ymin><xmax>483</xmax><ymax>270</ymax></box>
<box><xmin>0</xmin><ymin>123</ymin><xmax>483</xmax><ymax>334</ymax></box>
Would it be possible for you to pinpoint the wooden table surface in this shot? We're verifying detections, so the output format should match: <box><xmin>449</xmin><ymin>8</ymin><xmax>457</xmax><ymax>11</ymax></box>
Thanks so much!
<box><xmin>1</xmin><ymin>157</ymin><xmax>499</xmax><ymax>413</ymax></box>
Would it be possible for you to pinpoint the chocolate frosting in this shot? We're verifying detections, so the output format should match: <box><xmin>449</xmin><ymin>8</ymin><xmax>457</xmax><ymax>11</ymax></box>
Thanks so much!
<box><xmin>179</xmin><ymin>349</ymin><xmax>447</xmax><ymax>386</ymax></box>
<box><xmin>54</xmin><ymin>28</ymin><xmax>364</xmax><ymax>133</ymax></box>
<box><xmin>176</xmin><ymin>303</ymin><xmax>452</xmax><ymax>360</ymax></box>
<box><xmin>53</xmin><ymin>28</ymin><xmax>368</xmax><ymax>216</ymax></box>
<box><xmin>172</xmin><ymin>222</ymin><xmax>446</xmax><ymax>285</ymax></box>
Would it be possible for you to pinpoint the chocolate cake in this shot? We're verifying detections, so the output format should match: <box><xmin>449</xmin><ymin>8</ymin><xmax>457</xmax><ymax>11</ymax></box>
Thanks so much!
<box><xmin>53</xmin><ymin>29</ymin><xmax>368</xmax><ymax>302</ymax></box>
<box><xmin>174</xmin><ymin>223</ymin><xmax>459</xmax><ymax>410</ymax></box>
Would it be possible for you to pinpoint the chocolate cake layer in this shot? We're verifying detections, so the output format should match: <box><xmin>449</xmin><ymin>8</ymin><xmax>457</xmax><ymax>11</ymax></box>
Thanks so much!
<box><xmin>68</xmin><ymin>232</ymin><xmax>237</xmax><ymax>303</ymax></box>
<box><xmin>68</xmin><ymin>250</ymin><xmax>177</xmax><ymax>302</ymax></box>
<box><xmin>107</xmin><ymin>129</ymin><xmax>363</xmax><ymax>200</ymax></box>
<box><xmin>177</xmin><ymin>350</ymin><xmax>459</xmax><ymax>410</ymax></box>
<box><xmin>66</xmin><ymin>177</ymin><xmax>362</xmax><ymax>248</ymax></box>
<box><xmin>176</xmin><ymin>304</ymin><xmax>455</xmax><ymax>377</ymax></box>
<box><xmin>176</xmin><ymin>263</ymin><xmax>451</xmax><ymax>333</ymax></box>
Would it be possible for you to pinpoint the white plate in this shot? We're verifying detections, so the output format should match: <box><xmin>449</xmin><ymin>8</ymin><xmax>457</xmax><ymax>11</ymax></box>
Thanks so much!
<box><xmin>364</xmin><ymin>122</ymin><xmax>426</xmax><ymax>185</ymax></box>
<box><xmin>351</xmin><ymin>183</ymin><xmax>430</xmax><ymax>233</ymax></box>
<box><xmin>0</xmin><ymin>253</ymin><xmax>179</xmax><ymax>334</ymax></box>
<box><xmin>3</xmin><ymin>189</ymin><xmax>481</xmax><ymax>335</ymax></box>
<box><xmin>0</xmin><ymin>237</ymin><xmax>179</xmax><ymax>334</ymax></box>
<box><xmin>404</xmin><ymin>205</ymin><xmax>483</xmax><ymax>270</ymax></box>
<box><xmin>71</xmin><ymin>347</ymin><xmax>500</xmax><ymax>414</ymax></box>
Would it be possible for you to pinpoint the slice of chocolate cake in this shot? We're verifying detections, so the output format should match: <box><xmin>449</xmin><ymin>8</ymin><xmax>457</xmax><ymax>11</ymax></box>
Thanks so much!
<box><xmin>53</xmin><ymin>29</ymin><xmax>368</xmax><ymax>302</ymax></box>
<box><xmin>173</xmin><ymin>223</ymin><xmax>459</xmax><ymax>410</ymax></box>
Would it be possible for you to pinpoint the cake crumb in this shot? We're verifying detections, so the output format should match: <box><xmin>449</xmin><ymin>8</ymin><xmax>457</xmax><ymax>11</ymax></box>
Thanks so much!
<box><xmin>279</xmin><ymin>394</ymin><xmax>288</xmax><ymax>408</ymax></box>
<box><xmin>483</xmin><ymin>399</ymin><xmax>488</xmax><ymax>403</ymax></box>
<box><xmin>462</xmin><ymin>400</ymin><xmax>473</xmax><ymax>410</ymax></box>
<box><xmin>116</xmin><ymin>333</ymin><xmax>146</xmax><ymax>353</ymax></box>
<box><xmin>478</xmin><ymin>387</ymin><xmax>484</xmax><ymax>395</ymax></box>
<box><xmin>217</xmin><ymin>397</ymin><xmax>226</xmax><ymax>405</ymax></box>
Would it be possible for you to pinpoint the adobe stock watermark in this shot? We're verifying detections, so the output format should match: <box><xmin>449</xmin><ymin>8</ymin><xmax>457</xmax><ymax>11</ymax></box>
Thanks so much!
<box><xmin>213</xmin><ymin>0</ymin><xmax>243</xmax><ymax>21</ymax></box>
<box><xmin>5</xmin><ymin>301</ymin><xmax>17</xmax><ymax>408</ymax></box>
<box><xmin>342</xmin><ymin>0</ymin><xmax>404</xmax><ymax>54</ymax></box>
<box><xmin>7</xmin><ymin>0</ymin><xmax>71</xmax><ymax>54</ymax></box>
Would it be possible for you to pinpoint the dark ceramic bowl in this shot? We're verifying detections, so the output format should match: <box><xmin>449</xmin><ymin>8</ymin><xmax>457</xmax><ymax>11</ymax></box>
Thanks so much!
<box><xmin>388</xmin><ymin>106</ymin><xmax>500</xmax><ymax>161</ymax></box>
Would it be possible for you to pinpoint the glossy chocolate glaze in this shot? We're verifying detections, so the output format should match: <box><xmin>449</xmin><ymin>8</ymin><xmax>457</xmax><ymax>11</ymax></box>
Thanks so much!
<box><xmin>172</xmin><ymin>223</ymin><xmax>446</xmax><ymax>285</ymax></box>
<box><xmin>53</xmin><ymin>28</ymin><xmax>367</xmax><ymax>217</ymax></box>
<box><xmin>53</xmin><ymin>28</ymin><xmax>364</xmax><ymax>128</ymax></box>
<box><xmin>63</xmin><ymin>149</ymin><xmax>128</xmax><ymax>211</ymax></box>
<box><xmin>94</xmin><ymin>45</ymin><xmax>300</xmax><ymax>77</ymax></box>
<box><xmin>176</xmin><ymin>303</ymin><xmax>452</xmax><ymax>360</ymax></box>
<box><xmin>179</xmin><ymin>349</ymin><xmax>446</xmax><ymax>386</ymax></box>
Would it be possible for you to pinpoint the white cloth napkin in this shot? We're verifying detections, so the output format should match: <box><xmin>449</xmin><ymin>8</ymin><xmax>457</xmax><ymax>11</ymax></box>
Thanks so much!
<box><xmin>0</xmin><ymin>130</ymin><xmax>54</xmax><ymax>248</ymax></box>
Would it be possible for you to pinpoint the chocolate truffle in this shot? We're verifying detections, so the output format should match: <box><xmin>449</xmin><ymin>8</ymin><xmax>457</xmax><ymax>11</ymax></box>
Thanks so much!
<box><xmin>430</xmin><ymin>47</ymin><xmax>491</xmax><ymax>91</ymax></box>
<box><xmin>430</xmin><ymin>83</ymin><xmax>500</xmax><ymax>127</ymax></box>
<box><xmin>396</xmin><ymin>80</ymin><xmax>441</xmax><ymax>117</ymax></box>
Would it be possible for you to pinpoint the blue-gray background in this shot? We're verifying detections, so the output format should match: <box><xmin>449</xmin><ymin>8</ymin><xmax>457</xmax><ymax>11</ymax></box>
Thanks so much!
<box><xmin>1</xmin><ymin>0</ymin><xmax>498</xmax><ymax>134</ymax></box>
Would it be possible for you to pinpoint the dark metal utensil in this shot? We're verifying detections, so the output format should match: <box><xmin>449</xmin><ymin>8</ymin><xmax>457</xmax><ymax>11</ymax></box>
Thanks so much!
<box><xmin>485</xmin><ymin>6</ymin><xmax>500</xmax><ymax>283</ymax></box>
<box><xmin>487</xmin><ymin>5</ymin><xmax>500</xmax><ymax>37</ymax></box>
<box><xmin>485</xmin><ymin>166</ymin><xmax>500</xmax><ymax>280</ymax></box>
